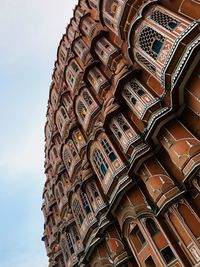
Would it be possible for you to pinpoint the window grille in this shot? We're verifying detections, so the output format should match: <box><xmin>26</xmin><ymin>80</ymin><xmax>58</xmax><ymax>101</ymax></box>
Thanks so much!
<box><xmin>139</xmin><ymin>27</ymin><xmax>165</xmax><ymax>59</ymax></box>
<box><xmin>112</xmin><ymin>123</ymin><xmax>122</xmax><ymax>138</ymax></box>
<box><xmin>116</xmin><ymin>114</ymin><xmax>129</xmax><ymax>131</ymax></box>
<box><xmin>80</xmin><ymin>192</ymin><xmax>91</xmax><ymax>214</ymax></box>
<box><xmin>68</xmin><ymin>140</ymin><xmax>77</xmax><ymax>157</ymax></box>
<box><xmin>71</xmin><ymin>61</ymin><xmax>79</xmax><ymax>73</ymax></box>
<box><xmin>90</xmin><ymin>182</ymin><xmax>99</xmax><ymax>198</ymax></box>
<box><xmin>82</xmin><ymin>91</ymin><xmax>93</xmax><ymax>106</ymax></box>
<box><xmin>71</xmin><ymin>225</ymin><xmax>80</xmax><ymax>242</ymax></box>
<box><xmin>73</xmin><ymin>199</ymin><xmax>84</xmax><ymax>225</ymax></box>
<box><xmin>66</xmin><ymin>233</ymin><xmax>74</xmax><ymax>254</ymax></box>
<box><xmin>77</xmin><ymin>101</ymin><xmax>87</xmax><ymax>120</ymax></box>
<box><xmin>136</xmin><ymin>53</ymin><xmax>156</xmax><ymax>73</ymax></box>
<box><xmin>101</xmin><ymin>138</ymin><xmax>117</xmax><ymax>162</ymax></box>
<box><xmin>93</xmin><ymin>149</ymin><xmax>108</xmax><ymax>179</ymax></box>
<box><xmin>60</xmin><ymin>107</ymin><xmax>67</xmax><ymax>119</ymax></box>
<box><xmin>63</xmin><ymin>148</ymin><xmax>72</xmax><ymax>169</ymax></box>
<box><xmin>150</xmin><ymin>10</ymin><xmax>178</xmax><ymax>31</ymax></box>
<box><xmin>124</xmin><ymin>88</ymin><xmax>137</xmax><ymax>105</ymax></box>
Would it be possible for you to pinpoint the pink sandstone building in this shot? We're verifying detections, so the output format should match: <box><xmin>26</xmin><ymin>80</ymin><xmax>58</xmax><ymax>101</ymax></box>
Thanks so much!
<box><xmin>42</xmin><ymin>1</ymin><xmax>200</xmax><ymax>266</ymax></box>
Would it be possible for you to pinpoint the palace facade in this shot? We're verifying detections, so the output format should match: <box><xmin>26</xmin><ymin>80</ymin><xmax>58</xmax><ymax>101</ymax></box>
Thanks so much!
<box><xmin>42</xmin><ymin>1</ymin><xmax>200</xmax><ymax>266</ymax></box>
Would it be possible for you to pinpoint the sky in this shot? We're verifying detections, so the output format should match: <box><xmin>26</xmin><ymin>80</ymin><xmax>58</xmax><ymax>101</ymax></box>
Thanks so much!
<box><xmin>0</xmin><ymin>0</ymin><xmax>77</xmax><ymax>266</ymax></box>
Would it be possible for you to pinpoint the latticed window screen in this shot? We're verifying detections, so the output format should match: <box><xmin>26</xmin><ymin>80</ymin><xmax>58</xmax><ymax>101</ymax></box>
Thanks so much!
<box><xmin>61</xmin><ymin>238</ymin><xmax>69</xmax><ymax>260</ymax></box>
<box><xmin>71</xmin><ymin>225</ymin><xmax>80</xmax><ymax>242</ymax></box>
<box><xmin>130</xmin><ymin>81</ymin><xmax>145</xmax><ymax>97</ymax></box>
<box><xmin>123</xmin><ymin>88</ymin><xmax>137</xmax><ymax>105</ymax></box>
<box><xmin>58</xmin><ymin>182</ymin><xmax>64</xmax><ymax>196</ymax></box>
<box><xmin>63</xmin><ymin>149</ymin><xmax>72</xmax><ymax>169</ymax></box>
<box><xmin>80</xmin><ymin>192</ymin><xmax>91</xmax><ymax>214</ymax></box>
<box><xmin>60</xmin><ymin>107</ymin><xmax>67</xmax><ymax>119</ymax></box>
<box><xmin>90</xmin><ymin>182</ymin><xmax>99</xmax><ymax>198</ymax></box>
<box><xmin>77</xmin><ymin>101</ymin><xmax>87</xmax><ymax>120</ymax></box>
<box><xmin>139</xmin><ymin>27</ymin><xmax>165</xmax><ymax>59</ymax></box>
<box><xmin>71</xmin><ymin>61</ymin><xmax>79</xmax><ymax>73</ymax></box>
<box><xmin>112</xmin><ymin>123</ymin><xmax>122</xmax><ymax>138</ymax></box>
<box><xmin>116</xmin><ymin>113</ymin><xmax>130</xmax><ymax>131</ymax></box>
<box><xmin>66</xmin><ymin>233</ymin><xmax>74</xmax><ymax>254</ymax></box>
<box><xmin>68</xmin><ymin>140</ymin><xmax>77</xmax><ymax>157</ymax></box>
<box><xmin>111</xmin><ymin>114</ymin><xmax>131</xmax><ymax>140</ymax></box>
<box><xmin>93</xmin><ymin>149</ymin><xmax>109</xmax><ymax>178</ymax></box>
<box><xmin>150</xmin><ymin>10</ymin><xmax>178</xmax><ymax>31</ymax></box>
<box><xmin>62</xmin><ymin>94</ymin><xmax>71</xmax><ymax>109</ymax></box>
<box><xmin>73</xmin><ymin>199</ymin><xmax>84</xmax><ymax>225</ymax></box>
<box><xmin>82</xmin><ymin>91</ymin><xmax>93</xmax><ymax>106</ymax></box>
<box><xmin>101</xmin><ymin>138</ymin><xmax>117</xmax><ymax>162</ymax></box>
<box><xmin>136</xmin><ymin>53</ymin><xmax>156</xmax><ymax>73</ymax></box>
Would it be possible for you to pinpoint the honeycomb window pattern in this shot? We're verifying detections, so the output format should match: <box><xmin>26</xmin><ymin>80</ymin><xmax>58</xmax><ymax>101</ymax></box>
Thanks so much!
<box><xmin>136</xmin><ymin>53</ymin><xmax>156</xmax><ymax>73</ymax></box>
<box><xmin>139</xmin><ymin>26</ymin><xmax>165</xmax><ymax>60</ymax></box>
<box><xmin>150</xmin><ymin>10</ymin><xmax>178</xmax><ymax>31</ymax></box>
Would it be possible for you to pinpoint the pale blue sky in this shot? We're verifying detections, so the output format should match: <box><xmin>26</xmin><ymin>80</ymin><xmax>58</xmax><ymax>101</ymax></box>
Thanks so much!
<box><xmin>0</xmin><ymin>1</ymin><xmax>77</xmax><ymax>266</ymax></box>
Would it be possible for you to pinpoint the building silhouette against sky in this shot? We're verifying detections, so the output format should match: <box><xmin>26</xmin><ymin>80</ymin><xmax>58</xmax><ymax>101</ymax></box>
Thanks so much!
<box><xmin>42</xmin><ymin>0</ymin><xmax>200</xmax><ymax>266</ymax></box>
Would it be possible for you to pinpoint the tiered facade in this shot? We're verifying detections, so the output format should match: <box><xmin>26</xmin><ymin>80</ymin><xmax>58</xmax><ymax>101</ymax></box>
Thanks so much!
<box><xmin>42</xmin><ymin>1</ymin><xmax>200</xmax><ymax>266</ymax></box>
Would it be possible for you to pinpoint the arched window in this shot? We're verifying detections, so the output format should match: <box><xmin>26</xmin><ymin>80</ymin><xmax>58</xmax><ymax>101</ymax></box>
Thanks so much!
<box><xmin>76</xmin><ymin>90</ymin><xmax>98</xmax><ymax>129</ymax></box>
<box><xmin>68</xmin><ymin>140</ymin><xmax>77</xmax><ymax>157</ymax></box>
<box><xmin>102</xmin><ymin>0</ymin><xmax>124</xmax><ymax>36</ymax></box>
<box><xmin>62</xmin><ymin>94</ymin><xmax>72</xmax><ymax>110</ymax></box>
<box><xmin>101</xmin><ymin>138</ymin><xmax>117</xmax><ymax>162</ymax></box>
<box><xmin>86</xmin><ymin>182</ymin><xmax>104</xmax><ymax>210</ymax></box>
<box><xmin>122</xmin><ymin>79</ymin><xmax>158</xmax><ymax>119</ymax></box>
<box><xmin>82</xmin><ymin>91</ymin><xmax>93</xmax><ymax>106</ymax></box>
<box><xmin>146</xmin><ymin>218</ymin><xmax>160</xmax><ymax>236</ymax></box>
<box><xmin>77</xmin><ymin>101</ymin><xmax>88</xmax><ymax>121</ymax></box>
<box><xmin>87</xmin><ymin>67</ymin><xmax>108</xmax><ymax>93</ymax></box>
<box><xmin>56</xmin><ymin>106</ymin><xmax>69</xmax><ymax>135</ymax></box>
<box><xmin>130</xmin><ymin>225</ymin><xmax>146</xmax><ymax>252</ymax></box>
<box><xmin>71</xmin><ymin>225</ymin><xmax>80</xmax><ymax>243</ymax></box>
<box><xmin>73</xmin><ymin>38</ymin><xmax>89</xmax><ymax>62</ymax></box>
<box><xmin>58</xmin><ymin>182</ymin><xmax>64</xmax><ymax>197</ymax></box>
<box><xmin>65</xmin><ymin>60</ymin><xmax>82</xmax><ymax>90</ymax></box>
<box><xmin>91</xmin><ymin>133</ymin><xmax>124</xmax><ymax>187</ymax></box>
<box><xmin>63</xmin><ymin>148</ymin><xmax>72</xmax><ymax>170</ymax></box>
<box><xmin>90</xmin><ymin>182</ymin><xmax>99</xmax><ymax>198</ymax></box>
<box><xmin>93</xmin><ymin>149</ymin><xmax>109</xmax><ymax>179</ymax></box>
<box><xmin>60</xmin><ymin>107</ymin><xmax>67</xmax><ymax>119</ymax></box>
<box><xmin>55</xmin><ymin>188</ymin><xmax>60</xmax><ymax>203</ymax></box>
<box><xmin>75</xmin><ymin>7</ymin><xmax>84</xmax><ymax>23</ymax></box>
<box><xmin>95</xmin><ymin>37</ymin><xmax>117</xmax><ymax>65</ymax></box>
<box><xmin>80</xmin><ymin>192</ymin><xmax>91</xmax><ymax>214</ymax></box>
<box><xmin>61</xmin><ymin>237</ymin><xmax>69</xmax><ymax>261</ymax></box>
<box><xmin>66</xmin><ymin>233</ymin><xmax>74</xmax><ymax>254</ymax></box>
<box><xmin>62</xmin><ymin>140</ymin><xmax>80</xmax><ymax>177</ymax></box>
<box><xmin>73</xmin><ymin>199</ymin><xmax>85</xmax><ymax>226</ymax></box>
<box><xmin>72</xmin><ymin>129</ymin><xmax>86</xmax><ymax>152</ymax></box>
<box><xmin>80</xmin><ymin>15</ymin><xmax>96</xmax><ymax>37</ymax></box>
<box><xmin>110</xmin><ymin>113</ymin><xmax>140</xmax><ymax>153</ymax></box>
